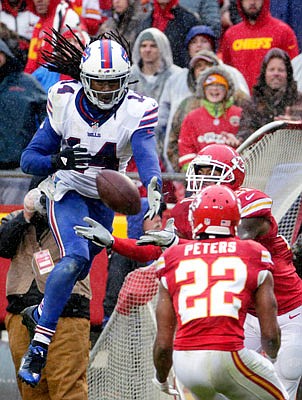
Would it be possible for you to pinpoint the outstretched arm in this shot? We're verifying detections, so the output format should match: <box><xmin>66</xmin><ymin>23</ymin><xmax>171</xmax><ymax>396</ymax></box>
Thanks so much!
<box><xmin>74</xmin><ymin>217</ymin><xmax>162</xmax><ymax>262</ymax></box>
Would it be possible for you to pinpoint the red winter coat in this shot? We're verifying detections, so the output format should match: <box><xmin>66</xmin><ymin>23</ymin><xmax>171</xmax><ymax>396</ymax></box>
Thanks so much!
<box><xmin>178</xmin><ymin>105</ymin><xmax>242</xmax><ymax>168</ymax></box>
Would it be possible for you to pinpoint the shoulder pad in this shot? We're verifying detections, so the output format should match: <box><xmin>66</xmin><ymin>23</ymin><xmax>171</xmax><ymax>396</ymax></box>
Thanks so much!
<box><xmin>47</xmin><ymin>80</ymin><xmax>81</xmax><ymax>124</ymax></box>
<box><xmin>125</xmin><ymin>90</ymin><xmax>158</xmax><ymax>118</ymax></box>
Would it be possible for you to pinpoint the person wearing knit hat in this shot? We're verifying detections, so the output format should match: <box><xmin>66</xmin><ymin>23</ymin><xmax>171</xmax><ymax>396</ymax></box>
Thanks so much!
<box><xmin>185</xmin><ymin>25</ymin><xmax>217</xmax><ymax>55</ymax></box>
<box><xmin>164</xmin><ymin>49</ymin><xmax>219</xmax><ymax>172</ymax></box>
<box><xmin>138</xmin><ymin>30</ymin><xmax>156</xmax><ymax>46</ymax></box>
<box><xmin>204</xmin><ymin>74</ymin><xmax>229</xmax><ymax>87</ymax></box>
<box><xmin>178</xmin><ymin>66</ymin><xmax>242</xmax><ymax>171</ymax></box>
<box><xmin>131</xmin><ymin>27</ymin><xmax>181</xmax><ymax>103</ymax></box>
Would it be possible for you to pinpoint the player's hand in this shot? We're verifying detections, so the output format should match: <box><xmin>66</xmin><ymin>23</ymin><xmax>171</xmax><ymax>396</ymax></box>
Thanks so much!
<box><xmin>137</xmin><ymin>218</ymin><xmax>179</xmax><ymax>249</ymax></box>
<box><xmin>51</xmin><ymin>144</ymin><xmax>92</xmax><ymax>171</ymax></box>
<box><xmin>152</xmin><ymin>376</ymin><xmax>180</xmax><ymax>397</ymax></box>
<box><xmin>261</xmin><ymin>350</ymin><xmax>277</xmax><ymax>364</ymax></box>
<box><xmin>24</xmin><ymin>188</ymin><xmax>47</xmax><ymax>216</ymax></box>
<box><xmin>144</xmin><ymin>176</ymin><xmax>162</xmax><ymax>220</ymax></box>
<box><xmin>74</xmin><ymin>217</ymin><xmax>114</xmax><ymax>248</ymax></box>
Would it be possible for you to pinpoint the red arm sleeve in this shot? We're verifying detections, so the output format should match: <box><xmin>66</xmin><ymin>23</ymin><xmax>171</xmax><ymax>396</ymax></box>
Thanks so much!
<box><xmin>112</xmin><ymin>237</ymin><xmax>162</xmax><ymax>262</ymax></box>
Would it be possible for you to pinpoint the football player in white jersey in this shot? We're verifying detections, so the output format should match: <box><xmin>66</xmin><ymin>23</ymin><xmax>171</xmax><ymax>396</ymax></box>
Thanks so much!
<box><xmin>18</xmin><ymin>30</ymin><xmax>162</xmax><ymax>387</ymax></box>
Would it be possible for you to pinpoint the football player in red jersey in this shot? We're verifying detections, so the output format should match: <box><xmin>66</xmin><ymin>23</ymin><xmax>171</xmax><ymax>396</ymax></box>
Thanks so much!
<box><xmin>153</xmin><ymin>185</ymin><xmax>288</xmax><ymax>399</ymax></box>
<box><xmin>170</xmin><ymin>144</ymin><xmax>302</xmax><ymax>400</ymax></box>
<box><xmin>75</xmin><ymin>144</ymin><xmax>302</xmax><ymax>399</ymax></box>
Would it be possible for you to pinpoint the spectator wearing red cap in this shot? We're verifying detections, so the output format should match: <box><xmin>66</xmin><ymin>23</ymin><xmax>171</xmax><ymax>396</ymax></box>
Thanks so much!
<box><xmin>178</xmin><ymin>66</ymin><xmax>242</xmax><ymax>171</ymax></box>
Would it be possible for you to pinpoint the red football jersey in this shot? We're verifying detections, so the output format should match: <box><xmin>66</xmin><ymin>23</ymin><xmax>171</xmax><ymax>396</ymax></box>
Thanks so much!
<box><xmin>171</xmin><ymin>187</ymin><xmax>302</xmax><ymax>315</ymax></box>
<box><xmin>156</xmin><ymin>237</ymin><xmax>273</xmax><ymax>351</ymax></box>
<box><xmin>170</xmin><ymin>197</ymin><xmax>193</xmax><ymax>239</ymax></box>
<box><xmin>236</xmin><ymin>187</ymin><xmax>302</xmax><ymax>314</ymax></box>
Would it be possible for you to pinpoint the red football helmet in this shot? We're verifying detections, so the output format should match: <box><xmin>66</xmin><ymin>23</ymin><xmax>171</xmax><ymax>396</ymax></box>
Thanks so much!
<box><xmin>189</xmin><ymin>185</ymin><xmax>241</xmax><ymax>238</ymax></box>
<box><xmin>186</xmin><ymin>144</ymin><xmax>245</xmax><ymax>193</ymax></box>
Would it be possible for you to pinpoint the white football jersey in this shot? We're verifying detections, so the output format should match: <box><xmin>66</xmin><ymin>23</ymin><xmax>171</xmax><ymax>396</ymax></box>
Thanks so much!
<box><xmin>46</xmin><ymin>80</ymin><xmax>158</xmax><ymax>199</ymax></box>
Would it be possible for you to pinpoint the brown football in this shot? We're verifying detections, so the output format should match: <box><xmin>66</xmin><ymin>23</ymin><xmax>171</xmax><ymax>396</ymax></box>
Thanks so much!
<box><xmin>96</xmin><ymin>170</ymin><xmax>141</xmax><ymax>215</ymax></box>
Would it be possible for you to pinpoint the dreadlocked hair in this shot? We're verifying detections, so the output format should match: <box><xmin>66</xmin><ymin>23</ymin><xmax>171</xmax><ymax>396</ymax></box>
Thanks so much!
<box><xmin>41</xmin><ymin>26</ymin><xmax>86</xmax><ymax>81</ymax></box>
<box><xmin>41</xmin><ymin>28</ymin><xmax>132</xmax><ymax>82</ymax></box>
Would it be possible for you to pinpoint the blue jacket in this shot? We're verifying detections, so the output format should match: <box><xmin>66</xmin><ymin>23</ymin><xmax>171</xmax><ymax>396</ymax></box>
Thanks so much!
<box><xmin>0</xmin><ymin>70</ymin><xmax>47</xmax><ymax>168</ymax></box>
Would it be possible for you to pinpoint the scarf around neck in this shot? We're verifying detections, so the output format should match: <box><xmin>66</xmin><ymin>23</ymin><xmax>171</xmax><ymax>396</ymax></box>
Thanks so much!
<box><xmin>202</xmin><ymin>98</ymin><xmax>234</xmax><ymax>118</ymax></box>
<box><xmin>152</xmin><ymin>0</ymin><xmax>178</xmax><ymax>32</ymax></box>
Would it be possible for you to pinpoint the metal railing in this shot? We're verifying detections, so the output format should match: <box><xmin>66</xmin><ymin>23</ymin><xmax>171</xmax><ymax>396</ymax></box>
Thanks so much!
<box><xmin>0</xmin><ymin>170</ymin><xmax>186</xmax><ymax>181</ymax></box>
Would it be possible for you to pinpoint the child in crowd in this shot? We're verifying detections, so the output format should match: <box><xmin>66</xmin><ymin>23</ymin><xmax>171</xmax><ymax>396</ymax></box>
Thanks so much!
<box><xmin>178</xmin><ymin>66</ymin><xmax>242</xmax><ymax>171</ymax></box>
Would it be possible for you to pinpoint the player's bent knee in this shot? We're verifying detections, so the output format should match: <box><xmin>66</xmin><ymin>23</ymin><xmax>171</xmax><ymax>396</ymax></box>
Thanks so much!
<box><xmin>56</xmin><ymin>255</ymin><xmax>90</xmax><ymax>281</ymax></box>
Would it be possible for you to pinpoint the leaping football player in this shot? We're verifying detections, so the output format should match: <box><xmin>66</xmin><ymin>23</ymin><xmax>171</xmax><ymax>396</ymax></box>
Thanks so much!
<box><xmin>18</xmin><ymin>29</ymin><xmax>162</xmax><ymax>386</ymax></box>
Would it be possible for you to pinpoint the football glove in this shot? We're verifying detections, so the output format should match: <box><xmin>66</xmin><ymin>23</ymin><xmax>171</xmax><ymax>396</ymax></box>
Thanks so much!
<box><xmin>137</xmin><ymin>218</ymin><xmax>179</xmax><ymax>249</ymax></box>
<box><xmin>74</xmin><ymin>217</ymin><xmax>114</xmax><ymax>248</ymax></box>
<box><xmin>51</xmin><ymin>144</ymin><xmax>92</xmax><ymax>171</ymax></box>
<box><xmin>23</xmin><ymin>188</ymin><xmax>46</xmax><ymax>215</ymax></box>
<box><xmin>152</xmin><ymin>376</ymin><xmax>180</xmax><ymax>397</ymax></box>
<box><xmin>144</xmin><ymin>176</ymin><xmax>162</xmax><ymax>220</ymax></box>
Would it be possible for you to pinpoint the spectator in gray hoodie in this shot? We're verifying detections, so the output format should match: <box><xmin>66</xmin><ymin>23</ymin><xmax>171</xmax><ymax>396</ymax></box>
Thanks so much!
<box><xmin>130</xmin><ymin>28</ymin><xmax>182</xmax><ymax>103</ymax></box>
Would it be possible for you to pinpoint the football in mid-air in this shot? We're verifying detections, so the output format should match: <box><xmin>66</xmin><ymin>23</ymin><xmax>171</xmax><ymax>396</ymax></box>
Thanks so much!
<box><xmin>96</xmin><ymin>170</ymin><xmax>141</xmax><ymax>215</ymax></box>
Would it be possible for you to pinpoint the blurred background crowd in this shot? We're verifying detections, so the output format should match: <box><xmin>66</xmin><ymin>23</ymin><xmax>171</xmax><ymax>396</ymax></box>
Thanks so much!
<box><xmin>0</xmin><ymin>0</ymin><xmax>301</xmax><ymax>205</ymax></box>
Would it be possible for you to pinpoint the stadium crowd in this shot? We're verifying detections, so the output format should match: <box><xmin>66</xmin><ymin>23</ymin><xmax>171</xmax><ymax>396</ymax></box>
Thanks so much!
<box><xmin>0</xmin><ymin>0</ymin><xmax>301</xmax><ymax>399</ymax></box>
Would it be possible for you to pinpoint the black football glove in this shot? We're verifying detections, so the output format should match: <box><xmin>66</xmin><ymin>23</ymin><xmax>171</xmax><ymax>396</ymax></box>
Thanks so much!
<box><xmin>51</xmin><ymin>145</ymin><xmax>92</xmax><ymax>171</ymax></box>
